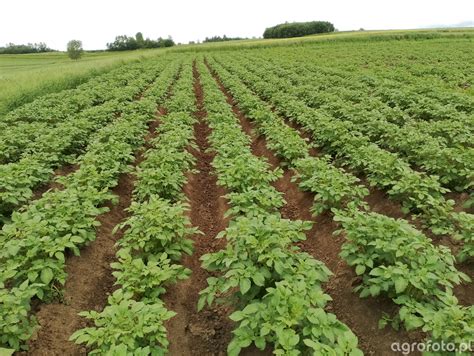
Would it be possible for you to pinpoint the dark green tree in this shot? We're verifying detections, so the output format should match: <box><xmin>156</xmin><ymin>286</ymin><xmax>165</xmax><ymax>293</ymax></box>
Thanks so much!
<box><xmin>136</xmin><ymin>32</ymin><xmax>145</xmax><ymax>46</ymax></box>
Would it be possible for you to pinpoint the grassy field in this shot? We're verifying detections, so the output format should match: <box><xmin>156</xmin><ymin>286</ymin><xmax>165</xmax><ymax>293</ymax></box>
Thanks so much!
<box><xmin>173</xmin><ymin>27</ymin><xmax>474</xmax><ymax>51</ymax></box>
<box><xmin>0</xmin><ymin>49</ymin><xmax>165</xmax><ymax>115</ymax></box>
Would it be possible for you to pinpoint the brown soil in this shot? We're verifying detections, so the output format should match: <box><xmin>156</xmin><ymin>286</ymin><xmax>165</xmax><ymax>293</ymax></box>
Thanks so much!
<box><xmin>446</xmin><ymin>191</ymin><xmax>473</xmax><ymax>214</ymax></box>
<box><xmin>25</xmin><ymin>109</ymin><xmax>165</xmax><ymax>355</ymax></box>
<box><xmin>162</xmin><ymin>61</ymin><xmax>233</xmax><ymax>356</ymax></box>
<box><xmin>208</xmin><ymin>62</ymin><xmax>424</xmax><ymax>355</ymax></box>
<box><xmin>454</xmin><ymin>262</ymin><xmax>474</xmax><ymax>306</ymax></box>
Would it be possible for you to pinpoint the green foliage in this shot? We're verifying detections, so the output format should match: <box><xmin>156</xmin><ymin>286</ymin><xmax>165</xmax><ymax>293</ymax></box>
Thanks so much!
<box><xmin>0</xmin><ymin>186</ymin><xmax>113</xmax><ymax>297</ymax></box>
<box><xmin>0</xmin><ymin>42</ymin><xmax>53</xmax><ymax>54</ymax></box>
<box><xmin>228</xmin><ymin>281</ymin><xmax>362</xmax><ymax>356</ymax></box>
<box><xmin>335</xmin><ymin>208</ymin><xmax>472</xmax><ymax>346</ymax></box>
<box><xmin>225</xmin><ymin>186</ymin><xmax>285</xmax><ymax>217</ymax></box>
<box><xmin>208</xmin><ymin>50</ymin><xmax>473</xmax><ymax>246</ymax></box>
<box><xmin>66</xmin><ymin>40</ymin><xmax>83</xmax><ymax>60</ymax></box>
<box><xmin>116</xmin><ymin>198</ymin><xmax>195</xmax><ymax>260</ymax></box>
<box><xmin>72</xmin><ymin>61</ymin><xmax>197</xmax><ymax>354</ymax></box>
<box><xmin>0</xmin><ymin>282</ymin><xmax>38</xmax><ymax>350</ymax></box>
<box><xmin>70</xmin><ymin>290</ymin><xmax>175</xmax><ymax>355</ymax></box>
<box><xmin>0</xmin><ymin>58</ymin><xmax>182</xmax><ymax>351</ymax></box>
<box><xmin>197</xmin><ymin>59</ymin><xmax>362</xmax><ymax>354</ymax></box>
<box><xmin>453</xmin><ymin>212</ymin><xmax>474</xmax><ymax>262</ymax></box>
<box><xmin>213</xmin><ymin>153</ymin><xmax>282</xmax><ymax>191</ymax></box>
<box><xmin>107</xmin><ymin>33</ymin><xmax>174</xmax><ymax>51</ymax></box>
<box><xmin>204</xmin><ymin>35</ymin><xmax>247</xmax><ymax>43</ymax></box>
<box><xmin>111</xmin><ymin>250</ymin><xmax>190</xmax><ymax>301</ymax></box>
<box><xmin>293</xmin><ymin>156</ymin><xmax>369</xmax><ymax>215</ymax></box>
<box><xmin>336</xmin><ymin>209</ymin><xmax>469</xmax><ymax>301</ymax></box>
<box><xmin>204</xmin><ymin>52</ymin><xmax>473</xmax><ymax>353</ymax></box>
<box><xmin>199</xmin><ymin>213</ymin><xmax>363</xmax><ymax>354</ymax></box>
<box><xmin>199</xmin><ymin>215</ymin><xmax>322</xmax><ymax>308</ymax></box>
<box><xmin>134</xmin><ymin>116</ymin><xmax>196</xmax><ymax>202</ymax></box>
<box><xmin>208</xmin><ymin>57</ymin><xmax>370</xmax><ymax>221</ymax></box>
<box><xmin>0</xmin><ymin>59</ymin><xmax>172</xmax><ymax>221</ymax></box>
<box><xmin>263</xmin><ymin>21</ymin><xmax>335</xmax><ymax>39</ymax></box>
<box><xmin>407</xmin><ymin>300</ymin><xmax>474</xmax><ymax>350</ymax></box>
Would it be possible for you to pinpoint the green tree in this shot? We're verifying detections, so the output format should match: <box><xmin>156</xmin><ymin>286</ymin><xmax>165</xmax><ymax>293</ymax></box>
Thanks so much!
<box><xmin>67</xmin><ymin>39</ymin><xmax>83</xmax><ymax>60</ymax></box>
<box><xmin>135</xmin><ymin>32</ymin><xmax>144</xmax><ymax>47</ymax></box>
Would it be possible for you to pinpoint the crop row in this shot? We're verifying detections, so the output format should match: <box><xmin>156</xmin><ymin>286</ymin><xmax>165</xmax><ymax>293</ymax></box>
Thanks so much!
<box><xmin>0</xmin><ymin>59</ymin><xmax>168</xmax><ymax>163</ymax></box>
<box><xmin>196</xmin><ymin>59</ymin><xmax>363</xmax><ymax>355</ymax></box>
<box><xmin>206</xmin><ymin>57</ymin><xmax>474</xmax><ymax>352</ymax></box>
<box><xmin>0</xmin><ymin>59</ymin><xmax>173</xmax><ymax>224</ymax></box>
<box><xmin>246</xmin><ymin>49</ymin><xmax>474</xmax><ymax>152</ymax></box>
<box><xmin>70</xmin><ymin>59</ymin><xmax>198</xmax><ymax>354</ymax></box>
<box><xmin>240</xmin><ymin>54</ymin><xmax>473</xmax><ymax>191</ymax></box>
<box><xmin>0</xmin><ymin>59</ymin><xmax>181</xmax><ymax>351</ymax></box>
<box><xmin>263</xmin><ymin>45</ymin><xmax>473</xmax><ymax>120</ymax></box>
<box><xmin>211</xmin><ymin>55</ymin><xmax>474</xmax><ymax>261</ymax></box>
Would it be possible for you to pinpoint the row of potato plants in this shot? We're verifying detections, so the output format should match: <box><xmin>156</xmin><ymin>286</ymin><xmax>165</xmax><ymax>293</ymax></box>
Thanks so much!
<box><xmin>1</xmin><ymin>58</ymin><xmax>159</xmax><ymax>125</ymax></box>
<box><xmin>70</xmin><ymin>60</ymin><xmax>198</xmax><ymax>354</ymax></box>
<box><xmin>207</xmin><ymin>57</ymin><xmax>474</xmax><ymax>354</ymax></box>
<box><xmin>196</xmin><ymin>59</ymin><xmax>363</xmax><ymax>355</ymax></box>
<box><xmin>0</xmin><ymin>59</ymin><xmax>164</xmax><ymax>163</ymax></box>
<box><xmin>0</xmin><ymin>60</ymin><xmax>181</xmax><ymax>351</ymax></box>
<box><xmin>0</xmin><ymin>60</ymin><xmax>171</xmax><ymax>224</ymax></box>
<box><xmin>248</xmin><ymin>49</ymin><xmax>474</xmax><ymax>150</ymax></box>
<box><xmin>242</xmin><ymin>54</ymin><xmax>473</xmax><ymax>191</ymax></box>
<box><xmin>263</xmin><ymin>55</ymin><xmax>472</xmax><ymax>182</ymax></box>
<box><xmin>260</xmin><ymin>46</ymin><xmax>473</xmax><ymax>124</ymax></box>
<box><xmin>213</xmin><ymin>55</ymin><xmax>474</xmax><ymax>262</ymax></box>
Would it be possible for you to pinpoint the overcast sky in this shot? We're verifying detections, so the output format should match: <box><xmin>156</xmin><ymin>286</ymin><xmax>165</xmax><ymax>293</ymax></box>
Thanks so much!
<box><xmin>1</xmin><ymin>0</ymin><xmax>473</xmax><ymax>50</ymax></box>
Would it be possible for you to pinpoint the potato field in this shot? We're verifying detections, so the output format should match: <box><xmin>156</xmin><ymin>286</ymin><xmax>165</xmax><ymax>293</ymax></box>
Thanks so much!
<box><xmin>0</xmin><ymin>35</ymin><xmax>473</xmax><ymax>355</ymax></box>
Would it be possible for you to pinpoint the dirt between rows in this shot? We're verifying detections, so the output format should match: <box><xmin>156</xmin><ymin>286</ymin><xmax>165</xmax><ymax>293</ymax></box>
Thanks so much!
<box><xmin>161</xmin><ymin>62</ymin><xmax>233</xmax><ymax>356</ymax></box>
<box><xmin>207</xmin><ymin>61</ymin><xmax>425</xmax><ymax>356</ymax></box>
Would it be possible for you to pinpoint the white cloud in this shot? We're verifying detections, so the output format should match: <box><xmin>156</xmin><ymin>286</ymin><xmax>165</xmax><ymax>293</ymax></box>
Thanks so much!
<box><xmin>1</xmin><ymin>0</ymin><xmax>473</xmax><ymax>50</ymax></box>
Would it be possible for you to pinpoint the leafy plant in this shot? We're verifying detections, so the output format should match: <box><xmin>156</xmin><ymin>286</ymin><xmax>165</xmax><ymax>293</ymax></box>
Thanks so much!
<box><xmin>70</xmin><ymin>290</ymin><xmax>174</xmax><ymax>355</ymax></box>
<box><xmin>453</xmin><ymin>212</ymin><xmax>474</xmax><ymax>262</ymax></box>
<box><xmin>334</xmin><ymin>208</ymin><xmax>472</xmax><ymax>347</ymax></box>
<box><xmin>112</xmin><ymin>249</ymin><xmax>190</xmax><ymax>301</ymax></box>
<box><xmin>293</xmin><ymin>156</ymin><xmax>369</xmax><ymax>215</ymax></box>
<box><xmin>116</xmin><ymin>198</ymin><xmax>195</xmax><ymax>260</ymax></box>
<box><xmin>225</xmin><ymin>186</ymin><xmax>285</xmax><ymax>217</ymax></box>
<box><xmin>228</xmin><ymin>280</ymin><xmax>362</xmax><ymax>356</ymax></box>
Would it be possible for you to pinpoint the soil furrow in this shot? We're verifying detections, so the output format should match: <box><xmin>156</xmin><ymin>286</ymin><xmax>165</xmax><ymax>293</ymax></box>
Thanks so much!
<box><xmin>162</xmin><ymin>62</ymin><xmax>232</xmax><ymax>356</ymax></box>
<box><xmin>208</xmin><ymin>64</ymin><xmax>422</xmax><ymax>355</ymax></box>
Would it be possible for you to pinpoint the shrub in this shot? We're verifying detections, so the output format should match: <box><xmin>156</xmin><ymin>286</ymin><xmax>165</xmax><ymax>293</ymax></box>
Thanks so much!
<box><xmin>263</xmin><ymin>21</ymin><xmax>335</xmax><ymax>39</ymax></box>
<box><xmin>66</xmin><ymin>40</ymin><xmax>83</xmax><ymax>60</ymax></box>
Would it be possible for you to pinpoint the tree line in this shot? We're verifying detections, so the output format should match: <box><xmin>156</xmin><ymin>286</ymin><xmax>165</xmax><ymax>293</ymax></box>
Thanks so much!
<box><xmin>263</xmin><ymin>21</ymin><xmax>335</xmax><ymax>39</ymax></box>
<box><xmin>203</xmin><ymin>35</ymin><xmax>247</xmax><ymax>43</ymax></box>
<box><xmin>0</xmin><ymin>42</ymin><xmax>54</xmax><ymax>54</ymax></box>
<box><xmin>0</xmin><ymin>32</ymin><xmax>175</xmax><ymax>56</ymax></box>
<box><xmin>106</xmin><ymin>32</ymin><xmax>174</xmax><ymax>51</ymax></box>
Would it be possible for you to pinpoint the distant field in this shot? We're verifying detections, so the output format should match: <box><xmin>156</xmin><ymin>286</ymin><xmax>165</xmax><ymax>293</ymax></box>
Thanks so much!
<box><xmin>174</xmin><ymin>27</ymin><xmax>474</xmax><ymax>52</ymax></box>
<box><xmin>1</xmin><ymin>28</ymin><xmax>473</xmax><ymax>116</ymax></box>
<box><xmin>0</xmin><ymin>49</ymin><xmax>165</xmax><ymax>115</ymax></box>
